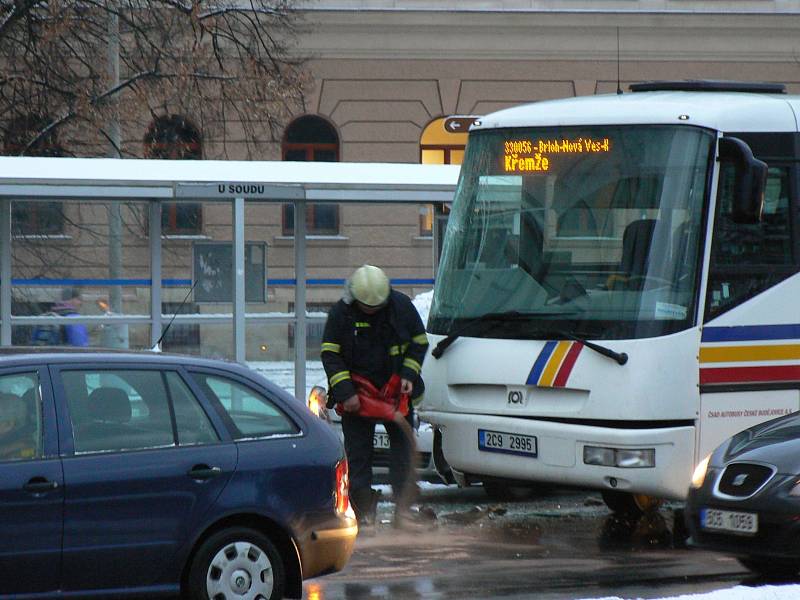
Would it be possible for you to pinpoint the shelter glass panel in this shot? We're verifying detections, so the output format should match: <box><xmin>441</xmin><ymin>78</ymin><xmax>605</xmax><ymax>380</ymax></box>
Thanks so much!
<box><xmin>160</xmin><ymin>200</ymin><xmax>235</xmax><ymax>359</ymax></box>
<box><xmin>159</xmin><ymin>321</ymin><xmax>234</xmax><ymax>361</ymax></box>
<box><xmin>11</xmin><ymin>199</ymin><xmax>152</xmax><ymax>348</ymax></box>
<box><xmin>245</xmin><ymin>324</ymin><xmax>326</xmax><ymax>403</ymax></box>
<box><xmin>12</xmin><ymin>324</ymin><xmax>153</xmax><ymax>351</ymax></box>
<box><xmin>245</xmin><ymin>321</ymin><xmax>306</xmax><ymax>393</ymax></box>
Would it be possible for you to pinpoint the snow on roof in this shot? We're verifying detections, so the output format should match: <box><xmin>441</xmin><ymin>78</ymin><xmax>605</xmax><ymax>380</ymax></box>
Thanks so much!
<box><xmin>0</xmin><ymin>157</ymin><xmax>461</xmax><ymax>190</ymax></box>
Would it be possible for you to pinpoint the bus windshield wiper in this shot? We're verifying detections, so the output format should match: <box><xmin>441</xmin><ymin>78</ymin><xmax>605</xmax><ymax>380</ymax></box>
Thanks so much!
<box><xmin>532</xmin><ymin>328</ymin><xmax>628</xmax><ymax>366</ymax></box>
<box><xmin>431</xmin><ymin>310</ymin><xmax>576</xmax><ymax>359</ymax></box>
<box><xmin>432</xmin><ymin>314</ymin><xmax>628</xmax><ymax>366</ymax></box>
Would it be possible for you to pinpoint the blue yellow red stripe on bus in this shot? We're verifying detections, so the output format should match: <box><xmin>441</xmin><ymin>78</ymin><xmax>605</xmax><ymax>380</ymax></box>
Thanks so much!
<box><xmin>700</xmin><ymin>325</ymin><xmax>800</xmax><ymax>385</ymax></box>
<box><xmin>527</xmin><ymin>340</ymin><xmax>584</xmax><ymax>387</ymax></box>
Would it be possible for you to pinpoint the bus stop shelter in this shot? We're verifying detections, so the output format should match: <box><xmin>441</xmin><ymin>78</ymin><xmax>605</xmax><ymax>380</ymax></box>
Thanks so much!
<box><xmin>0</xmin><ymin>157</ymin><xmax>459</xmax><ymax>398</ymax></box>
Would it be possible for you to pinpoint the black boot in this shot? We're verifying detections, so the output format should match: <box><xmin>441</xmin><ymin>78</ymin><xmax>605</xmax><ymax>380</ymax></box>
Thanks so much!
<box><xmin>350</xmin><ymin>487</ymin><xmax>378</xmax><ymax>526</ymax></box>
<box><xmin>393</xmin><ymin>506</ymin><xmax>431</xmax><ymax>531</ymax></box>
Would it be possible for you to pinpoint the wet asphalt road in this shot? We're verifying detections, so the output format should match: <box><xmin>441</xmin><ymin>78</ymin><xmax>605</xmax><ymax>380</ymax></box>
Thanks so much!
<box><xmin>303</xmin><ymin>485</ymin><xmax>776</xmax><ymax>600</ymax></box>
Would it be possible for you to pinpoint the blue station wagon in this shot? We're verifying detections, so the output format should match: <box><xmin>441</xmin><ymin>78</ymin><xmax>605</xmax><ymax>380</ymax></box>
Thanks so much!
<box><xmin>0</xmin><ymin>348</ymin><xmax>357</xmax><ymax>599</ymax></box>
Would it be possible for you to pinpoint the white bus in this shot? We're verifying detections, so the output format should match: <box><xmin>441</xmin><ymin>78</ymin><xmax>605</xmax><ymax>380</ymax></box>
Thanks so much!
<box><xmin>419</xmin><ymin>81</ymin><xmax>800</xmax><ymax>513</ymax></box>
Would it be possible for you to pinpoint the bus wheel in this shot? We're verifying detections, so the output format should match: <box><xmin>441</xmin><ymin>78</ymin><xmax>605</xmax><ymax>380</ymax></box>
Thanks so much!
<box><xmin>601</xmin><ymin>490</ymin><xmax>662</xmax><ymax>516</ymax></box>
<box><xmin>483</xmin><ymin>480</ymin><xmax>537</xmax><ymax>502</ymax></box>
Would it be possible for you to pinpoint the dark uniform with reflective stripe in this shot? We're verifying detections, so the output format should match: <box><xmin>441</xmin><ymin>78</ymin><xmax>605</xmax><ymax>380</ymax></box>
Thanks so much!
<box><xmin>321</xmin><ymin>289</ymin><xmax>428</xmax><ymax>520</ymax></box>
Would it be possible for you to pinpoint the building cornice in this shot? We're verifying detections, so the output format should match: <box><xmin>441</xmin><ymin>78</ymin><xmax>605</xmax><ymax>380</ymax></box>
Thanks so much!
<box><xmin>295</xmin><ymin>0</ymin><xmax>800</xmax><ymax>15</ymax></box>
<box><xmin>295</xmin><ymin>10</ymin><xmax>800</xmax><ymax>62</ymax></box>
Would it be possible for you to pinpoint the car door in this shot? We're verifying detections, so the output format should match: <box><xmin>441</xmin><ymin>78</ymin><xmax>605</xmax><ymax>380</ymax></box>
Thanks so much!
<box><xmin>52</xmin><ymin>364</ymin><xmax>237</xmax><ymax>593</ymax></box>
<box><xmin>0</xmin><ymin>366</ymin><xmax>63</xmax><ymax>596</ymax></box>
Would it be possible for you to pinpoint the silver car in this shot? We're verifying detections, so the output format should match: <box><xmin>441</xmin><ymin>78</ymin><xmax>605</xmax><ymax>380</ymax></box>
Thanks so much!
<box><xmin>306</xmin><ymin>378</ymin><xmax>448</xmax><ymax>482</ymax></box>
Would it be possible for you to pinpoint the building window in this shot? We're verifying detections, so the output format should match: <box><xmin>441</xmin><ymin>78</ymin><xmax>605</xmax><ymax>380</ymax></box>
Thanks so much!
<box><xmin>282</xmin><ymin>116</ymin><xmax>340</xmax><ymax>236</ymax></box>
<box><xmin>283</xmin><ymin>204</ymin><xmax>339</xmax><ymax>236</ymax></box>
<box><xmin>144</xmin><ymin>115</ymin><xmax>203</xmax><ymax>235</ymax></box>
<box><xmin>3</xmin><ymin>114</ymin><xmax>65</xmax><ymax>235</ymax></box>
<box><xmin>419</xmin><ymin>117</ymin><xmax>467</xmax><ymax>236</ymax></box>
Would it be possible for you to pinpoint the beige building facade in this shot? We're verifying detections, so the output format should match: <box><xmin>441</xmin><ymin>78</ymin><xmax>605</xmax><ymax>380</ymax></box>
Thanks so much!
<box><xmin>9</xmin><ymin>1</ymin><xmax>800</xmax><ymax>363</ymax></box>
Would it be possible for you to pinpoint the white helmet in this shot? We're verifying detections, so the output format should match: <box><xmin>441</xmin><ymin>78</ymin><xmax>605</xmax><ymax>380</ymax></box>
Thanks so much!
<box><xmin>349</xmin><ymin>265</ymin><xmax>390</xmax><ymax>307</ymax></box>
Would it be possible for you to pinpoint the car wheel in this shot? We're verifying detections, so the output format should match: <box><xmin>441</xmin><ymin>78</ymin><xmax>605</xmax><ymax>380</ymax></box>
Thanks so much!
<box><xmin>187</xmin><ymin>527</ymin><xmax>285</xmax><ymax>600</ymax></box>
<box><xmin>601</xmin><ymin>490</ymin><xmax>662</xmax><ymax>516</ymax></box>
<box><xmin>738</xmin><ymin>556</ymin><xmax>799</xmax><ymax>577</ymax></box>
<box><xmin>482</xmin><ymin>480</ymin><xmax>537</xmax><ymax>501</ymax></box>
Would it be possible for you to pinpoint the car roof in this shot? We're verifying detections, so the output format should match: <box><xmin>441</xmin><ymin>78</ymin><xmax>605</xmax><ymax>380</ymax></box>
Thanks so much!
<box><xmin>0</xmin><ymin>347</ymin><xmax>249</xmax><ymax>373</ymax></box>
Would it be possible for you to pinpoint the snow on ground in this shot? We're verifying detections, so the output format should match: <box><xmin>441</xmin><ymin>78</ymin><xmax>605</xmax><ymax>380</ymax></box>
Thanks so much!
<box><xmin>582</xmin><ymin>586</ymin><xmax>800</xmax><ymax>600</ymax></box>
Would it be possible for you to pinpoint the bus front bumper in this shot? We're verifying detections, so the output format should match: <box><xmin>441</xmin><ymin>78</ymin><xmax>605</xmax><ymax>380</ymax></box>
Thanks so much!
<box><xmin>421</xmin><ymin>411</ymin><xmax>695</xmax><ymax>500</ymax></box>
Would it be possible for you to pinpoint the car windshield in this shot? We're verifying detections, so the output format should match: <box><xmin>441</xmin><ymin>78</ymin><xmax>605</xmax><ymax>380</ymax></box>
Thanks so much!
<box><xmin>429</xmin><ymin>125</ymin><xmax>714</xmax><ymax>340</ymax></box>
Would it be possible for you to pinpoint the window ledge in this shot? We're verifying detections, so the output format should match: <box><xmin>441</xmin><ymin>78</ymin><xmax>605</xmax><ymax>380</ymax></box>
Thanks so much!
<box><xmin>274</xmin><ymin>235</ymin><xmax>350</xmax><ymax>246</ymax></box>
<box><xmin>412</xmin><ymin>235</ymin><xmax>433</xmax><ymax>245</ymax></box>
<box><xmin>13</xmin><ymin>234</ymin><xmax>72</xmax><ymax>240</ymax></box>
<box><xmin>162</xmin><ymin>234</ymin><xmax>212</xmax><ymax>240</ymax></box>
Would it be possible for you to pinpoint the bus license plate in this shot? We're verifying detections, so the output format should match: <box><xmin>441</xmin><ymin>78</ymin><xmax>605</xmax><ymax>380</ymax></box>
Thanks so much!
<box><xmin>701</xmin><ymin>508</ymin><xmax>758</xmax><ymax>535</ymax></box>
<box><xmin>478</xmin><ymin>429</ymin><xmax>537</xmax><ymax>458</ymax></box>
<box><xmin>373</xmin><ymin>432</ymin><xmax>390</xmax><ymax>449</ymax></box>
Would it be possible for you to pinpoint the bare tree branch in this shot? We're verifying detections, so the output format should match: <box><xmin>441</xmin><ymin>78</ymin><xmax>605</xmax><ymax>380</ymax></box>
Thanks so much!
<box><xmin>2</xmin><ymin>0</ymin><xmax>309</xmax><ymax>281</ymax></box>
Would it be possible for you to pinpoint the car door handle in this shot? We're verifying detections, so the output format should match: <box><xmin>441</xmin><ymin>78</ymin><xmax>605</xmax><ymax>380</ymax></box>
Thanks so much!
<box><xmin>23</xmin><ymin>477</ymin><xmax>59</xmax><ymax>493</ymax></box>
<box><xmin>188</xmin><ymin>465</ymin><xmax>222</xmax><ymax>480</ymax></box>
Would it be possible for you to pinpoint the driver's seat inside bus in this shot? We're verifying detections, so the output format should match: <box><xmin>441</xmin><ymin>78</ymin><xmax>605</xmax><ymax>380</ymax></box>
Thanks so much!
<box><xmin>619</xmin><ymin>218</ymin><xmax>656</xmax><ymax>288</ymax></box>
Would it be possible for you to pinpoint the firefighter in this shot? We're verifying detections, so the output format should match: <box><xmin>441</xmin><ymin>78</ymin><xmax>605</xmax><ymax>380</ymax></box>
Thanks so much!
<box><xmin>321</xmin><ymin>265</ymin><xmax>429</xmax><ymax>528</ymax></box>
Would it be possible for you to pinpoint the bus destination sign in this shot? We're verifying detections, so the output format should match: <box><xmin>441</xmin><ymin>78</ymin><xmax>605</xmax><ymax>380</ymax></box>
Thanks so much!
<box><xmin>503</xmin><ymin>137</ymin><xmax>611</xmax><ymax>173</ymax></box>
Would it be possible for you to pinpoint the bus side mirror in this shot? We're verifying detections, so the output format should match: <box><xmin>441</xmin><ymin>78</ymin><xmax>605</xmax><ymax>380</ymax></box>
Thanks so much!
<box><xmin>718</xmin><ymin>137</ymin><xmax>767</xmax><ymax>224</ymax></box>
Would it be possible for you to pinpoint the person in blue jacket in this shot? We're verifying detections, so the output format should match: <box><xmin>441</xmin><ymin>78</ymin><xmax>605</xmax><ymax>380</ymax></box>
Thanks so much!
<box><xmin>56</xmin><ymin>288</ymin><xmax>90</xmax><ymax>346</ymax></box>
<box><xmin>31</xmin><ymin>288</ymin><xmax>89</xmax><ymax>347</ymax></box>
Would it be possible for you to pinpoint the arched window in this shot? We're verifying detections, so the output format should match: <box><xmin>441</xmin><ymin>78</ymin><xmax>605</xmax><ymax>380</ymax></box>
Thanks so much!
<box><xmin>144</xmin><ymin>115</ymin><xmax>202</xmax><ymax>235</ymax></box>
<box><xmin>3</xmin><ymin>114</ymin><xmax>65</xmax><ymax>235</ymax></box>
<box><xmin>418</xmin><ymin>117</ymin><xmax>468</xmax><ymax>236</ymax></box>
<box><xmin>281</xmin><ymin>116</ymin><xmax>339</xmax><ymax>235</ymax></box>
<box><xmin>420</xmin><ymin>117</ymin><xmax>468</xmax><ymax>165</ymax></box>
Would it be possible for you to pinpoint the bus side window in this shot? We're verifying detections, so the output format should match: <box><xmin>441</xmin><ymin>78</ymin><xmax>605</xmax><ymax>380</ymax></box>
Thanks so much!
<box><xmin>705</xmin><ymin>165</ymin><xmax>796</xmax><ymax>321</ymax></box>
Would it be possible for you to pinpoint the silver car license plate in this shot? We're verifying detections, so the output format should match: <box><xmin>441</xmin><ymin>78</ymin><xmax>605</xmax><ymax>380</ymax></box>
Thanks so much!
<box><xmin>701</xmin><ymin>508</ymin><xmax>758</xmax><ymax>535</ymax></box>
<box><xmin>373</xmin><ymin>432</ymin><xmax>390</xmax><ymax>449</ymax></box>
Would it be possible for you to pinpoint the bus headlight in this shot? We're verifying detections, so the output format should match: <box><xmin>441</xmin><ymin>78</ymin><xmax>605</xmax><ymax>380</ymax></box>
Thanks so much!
<box><xmin>307</xmin><ymin>386</ymin><xmax>330</xmax><ymax>421</ymax></box>
<box><xmin>691</xmin><ymin>454</ymin><xmax>711</xmax><ymax>489</ymax></box>
<box><xmin>583</xmin><ymin>446</ymin><xmax>655</xmax><ymax>468</ymax></box>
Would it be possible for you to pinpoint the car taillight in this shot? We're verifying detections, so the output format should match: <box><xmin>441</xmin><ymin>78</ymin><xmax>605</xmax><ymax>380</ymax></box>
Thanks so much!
<box><xmin>307</xmin><ymin>386</ymin><xmax>328</xmax><ymax>420</ymax></box>
<box><xmin>335</xmin><ymin>458</ymin><xmax>351</xmax><ymax>515</ymax></box>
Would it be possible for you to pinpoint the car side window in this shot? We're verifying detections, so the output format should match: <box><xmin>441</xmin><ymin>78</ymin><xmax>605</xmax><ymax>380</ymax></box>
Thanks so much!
<box><xmin>0</xmin><ymin>372</ymin><xmax>42</xmax><ymax>462</ymax></box>
<box><xmin>165</xmin><ymin>372</ymin><xmax>219</xmax><ymax>445</ymax></box>
<box><xmin>62</xmin><ymin>369</ymin><xmax>175</xmax><ymax>454</ymax></box>
<box><xmin>192</xmin><ymin>373</ymin><xmax>299</xmax><ymax>439</ymax></box>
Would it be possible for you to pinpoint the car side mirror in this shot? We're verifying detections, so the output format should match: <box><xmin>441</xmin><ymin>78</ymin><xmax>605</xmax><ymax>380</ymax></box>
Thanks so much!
<box><xmin>718</xmin><ymin>137</ymin><xmax>767</xmax><ymax>224</ymax></box>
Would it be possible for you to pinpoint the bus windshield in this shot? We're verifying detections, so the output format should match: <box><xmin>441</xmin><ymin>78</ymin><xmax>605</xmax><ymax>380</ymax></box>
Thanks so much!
<box><xmin>429</xmin><ymin>125</ymin><xmax>715</xmax><ymax>341</ymax></box>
